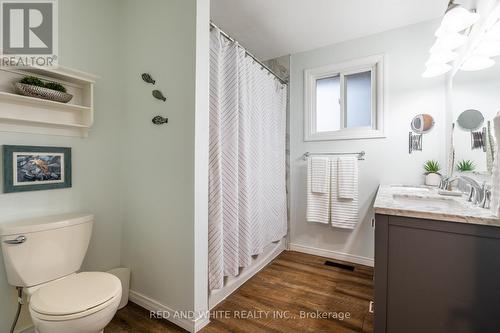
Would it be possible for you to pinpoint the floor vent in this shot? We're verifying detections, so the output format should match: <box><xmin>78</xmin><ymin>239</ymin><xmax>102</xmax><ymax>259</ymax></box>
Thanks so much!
<box><xmin>324</xmin><ymin>260</ymin><xmax>355</xmax><ymax>271</ymax></box>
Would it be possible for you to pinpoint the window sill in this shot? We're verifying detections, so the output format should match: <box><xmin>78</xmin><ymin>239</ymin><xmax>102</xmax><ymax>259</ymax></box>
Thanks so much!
<box><xmin>304</xmin><ymin>128</ymin><xmax>385</xmax><ymax>142</ymax></box>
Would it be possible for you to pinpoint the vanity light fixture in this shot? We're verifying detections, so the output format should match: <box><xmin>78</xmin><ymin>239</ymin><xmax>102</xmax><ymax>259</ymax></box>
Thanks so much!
<box><xmin>422</xmin><ymin>63</ymin><xmax>452</xmax><ymax>78</ymax></box>
<box><xmin>423</xmin><ymin>1</ymin><xmax>480</xmax><ymax>78</ymax></box>
<box><xmin>430</xmin><ymin>32</ymin><xmax>468</xmax><ymax>51</ymax></box>
<box><xmin>426</xmin><ymin>50</ymin><xmax>458</xmax><ymax>65</ymax></box>
<box><xmin>473</xmin><ymin>42</ymin><xmax>500</xmax><ymax>58</ymax></box>
<box><xmin>471</xmin><ymin>21</ymin><xmax>500</xmax><ymax>58</ymax></box>
<box><xmin>435</xmin><ymin>2</ymin><xmax>480</xmax><ymax>36</ymax></box>
<box><xmin>486</xmin><ymin>21</ymin><xmax>500</xmax><ymax>40</ymax></box>
<box><xmin>461</xmin><ymin>55</ymin><xmax>495</xmax><ymax>71</ymax></box>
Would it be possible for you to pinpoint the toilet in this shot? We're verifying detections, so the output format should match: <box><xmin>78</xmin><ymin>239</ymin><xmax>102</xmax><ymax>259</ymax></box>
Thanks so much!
<box><xmin>0</xmin><ymin>213</ymin><xmax>122</xmax><ymax>333</ymax></box>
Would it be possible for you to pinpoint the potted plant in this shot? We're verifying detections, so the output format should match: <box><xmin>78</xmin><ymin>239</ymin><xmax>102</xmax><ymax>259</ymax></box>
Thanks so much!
<box><xmin>14</xmin><ymin>76</ymin><xmax>73</xmax><ymax>103</ymax></box>
<box><xmin>423</xmin><ymin>160</ymin><xmax>441</xmax><ymax>186</ymax></box>
<box><xmin>456</xmin><ymin>160</ymin><xmax>475</xmax><ymax>173</ymax></box>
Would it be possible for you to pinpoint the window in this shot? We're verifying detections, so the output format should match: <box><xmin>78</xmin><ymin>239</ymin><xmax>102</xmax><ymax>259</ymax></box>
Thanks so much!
<box><xmin>304</xmin><ymin>55</ymin><xmax>385</xmax><ymax>141</ymax></box>
<box><xmin>316</xmin><ymin>76</ymin><xmax>341</xmax><ymax>132</ymax></box>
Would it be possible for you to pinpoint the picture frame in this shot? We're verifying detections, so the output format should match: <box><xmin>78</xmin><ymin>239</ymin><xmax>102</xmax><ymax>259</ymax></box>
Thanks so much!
<box><xmin>3</xmin><ymin>145</ymin><xmax>72</xmax><ymax>193</ymax></box>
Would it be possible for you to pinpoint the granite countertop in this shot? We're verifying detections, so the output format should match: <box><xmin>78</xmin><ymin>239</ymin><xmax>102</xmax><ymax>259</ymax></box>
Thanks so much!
<box><xmin>374</xmin><ymin>184</ymin><xmax>500</xmax><ymax>227</ymax></box>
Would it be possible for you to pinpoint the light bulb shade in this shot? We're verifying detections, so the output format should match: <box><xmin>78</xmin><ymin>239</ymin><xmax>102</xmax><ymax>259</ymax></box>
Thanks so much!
<box><xmin>484</xmin><ymin>21</ymin><xmax>500</xmax><ymax>41</ymax></box>
<box><xmin>461</xmin><ymin>55</ymin><xmax>495</xmax><ymax>71</ymax></box>
<box><xmin>422</xmin><ymin>63</ymin><xmax>452</xmax><ymax>78</ymax></box>
<box><xmin>431</xmin><ymin>32</ymin><xmax>468</xmax><ymax>52</ymax></box>
<box><xmin>436</xmin><ymin>6</ymin><xmax>480</xmax><ymax>36</ymax></box>
<box><xmin>426</xmin><ymin>51</ymin><xmax>458</xmax><ymax>65</ymax></box>
<box><xmin>474</xmin><ymin>40</ymin><xmax>500</xmax><ymax>57</ymax></box>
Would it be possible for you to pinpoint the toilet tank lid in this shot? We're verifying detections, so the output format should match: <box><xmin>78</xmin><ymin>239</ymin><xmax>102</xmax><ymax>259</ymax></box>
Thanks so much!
<box><xmin>0</xmin><ymin>213</ymin><xmax>94</xmax><ymax>236</ymax></box>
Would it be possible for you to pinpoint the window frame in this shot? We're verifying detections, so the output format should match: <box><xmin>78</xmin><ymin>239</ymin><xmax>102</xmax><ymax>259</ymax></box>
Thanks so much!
<box><xmin>304</xmin><ymin>54</ymin><xmax>385</xmax><ymax>141</ymax></box>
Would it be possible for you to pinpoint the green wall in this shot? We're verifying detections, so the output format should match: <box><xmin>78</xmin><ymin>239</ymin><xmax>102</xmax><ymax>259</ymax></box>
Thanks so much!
<box><xmin>118</xmin><ymin>0</ymin><xmax>198</xmax><ymax>313</ymax></box>
<box><xmin>0</xmin><ymin>0</ymin><xmax>123</xmax><ymax>331</ymax></box>
<box><xmin>0</xmin><ymin>1</ymin><xmax>202</xmax><ymax>331</ymax></box>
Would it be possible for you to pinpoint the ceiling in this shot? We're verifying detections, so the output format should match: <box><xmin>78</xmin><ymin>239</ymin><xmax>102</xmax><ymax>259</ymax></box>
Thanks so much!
<box><xmin>211</xmin><ymin>0</ymin><xmax>448</xmax><ymax>60</ymax></box>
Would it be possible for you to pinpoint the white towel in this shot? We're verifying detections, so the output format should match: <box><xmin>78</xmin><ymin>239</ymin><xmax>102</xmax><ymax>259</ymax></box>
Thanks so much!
<box><xmin>338</xmin><ymin>157</ymin><xmax>358</xmax><ymax>199</ymax></box>
<box><xmin>331</xmin><ymin>158</ymin><xmax>359</xmax><ymax>229</ymax></box>
<box><xmin>486</xmin><ymin>121</ymin><xmax>495</xmax><ymax>174</ymax></box>
<box><xmin>311</xmin><ymin>157</ymin><xmax>329</xmax><ymax>193</ymax></box>
<box><xmin>490</xmin><ymin>112</ymin><xmax>500</xmax><ymax>216</ymax></box>
<box><xmin>306</xmin><ymin>158</ymin><xmax>331</xmax><ymax>224</ymax></box>
<box><xmin>446</xmin><ymin>123</ymin><xmax>455</xmax><ymax>177</ymax></box>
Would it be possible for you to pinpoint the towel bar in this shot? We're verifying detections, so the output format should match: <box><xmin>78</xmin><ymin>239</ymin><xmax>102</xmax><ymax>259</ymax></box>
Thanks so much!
<box><xmin>302</xmin><ymin>151</ymin><xmax>365</xmax><ymax>161</ymax></box>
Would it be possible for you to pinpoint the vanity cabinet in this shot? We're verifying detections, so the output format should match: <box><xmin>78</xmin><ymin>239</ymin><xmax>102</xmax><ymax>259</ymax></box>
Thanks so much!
<box><xmin>374</xmin><ymin>214</ymin><xmax>500</xmax><ymax>333</ymax></box>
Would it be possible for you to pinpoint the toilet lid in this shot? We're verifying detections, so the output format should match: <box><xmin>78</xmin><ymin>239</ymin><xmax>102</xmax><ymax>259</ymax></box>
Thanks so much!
<box><xmin>30</xmin><ymin>272</ymin><xmax>121</xmax><ymax>316</ymax></box>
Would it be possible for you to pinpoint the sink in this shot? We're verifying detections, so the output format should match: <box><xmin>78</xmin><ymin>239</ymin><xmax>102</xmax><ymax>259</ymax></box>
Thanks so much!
<box><xmin>390</xmin><ymin>185</ymin><xmax>429</xmax><ymax>189</ymax></box>
<box><xmin>375</xmin><ymin>185</ymin><xmax>497</xmax><ymax>224</ymax></box>
<box><xmin>389</xmin><ymin>185</ymin><xmax>431</xmax><ymax>193</ymax></box>
<box><xmin>392</xmin><ymin>194</ymin><xmax>464</xmax><ymax>210</ymax></box>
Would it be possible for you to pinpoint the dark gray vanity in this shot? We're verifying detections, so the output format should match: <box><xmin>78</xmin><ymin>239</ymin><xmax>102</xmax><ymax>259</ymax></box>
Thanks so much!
<box><xmin>374</xmin><ymin>185</ymin><xmax>500</xmax><ymax>333</ymax></box>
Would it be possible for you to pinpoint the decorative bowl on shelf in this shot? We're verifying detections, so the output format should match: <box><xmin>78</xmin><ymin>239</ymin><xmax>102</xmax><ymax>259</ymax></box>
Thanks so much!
<box><xmin>13</xmin><ymin>83</ymin><xmax>73</xmax><ymax>103</ymax></box>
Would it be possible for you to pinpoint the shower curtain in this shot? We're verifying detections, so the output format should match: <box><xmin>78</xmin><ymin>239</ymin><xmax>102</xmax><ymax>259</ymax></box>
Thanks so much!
<box><xmin>208</xmin><ymin>28</ymin><xmax>287</xmax><ymax>291</ymax></box>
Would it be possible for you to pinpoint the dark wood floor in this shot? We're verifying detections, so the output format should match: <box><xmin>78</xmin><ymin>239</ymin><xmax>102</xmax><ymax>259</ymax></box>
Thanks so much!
<box><xmin>106</xmin><ymin>251</ymin><xmax>374</xmax><ymax>333</ymax></box>
<box><xmin>106</xmin><ymin>302</ymin><xmax>187</xmax><ymax>333</ymax></box>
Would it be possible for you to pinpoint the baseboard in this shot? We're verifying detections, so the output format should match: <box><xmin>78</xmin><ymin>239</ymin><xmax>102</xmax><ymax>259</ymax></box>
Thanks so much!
<box><xmin>289</xmin><ymin>243</ymin><xmax>374</xmax><ymax>267</ymax></box>
<box><xmin>208</xmin><ymin>239</ymin><xmax>285</xmax><ymax>310</ymax></box>
<box><xmin>193</xmin><ymin>316</ymin><xmax>210</xmax><ymax>332</ymax></box>
<box><xmin>129</xmin><ymin>290</ymin><xmax>209</xmax><ymax>333</ymax></box>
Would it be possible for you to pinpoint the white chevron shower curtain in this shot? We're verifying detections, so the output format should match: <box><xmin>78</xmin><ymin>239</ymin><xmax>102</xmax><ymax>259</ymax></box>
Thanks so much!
<box><xmin>208</xmin><ymin>28</ymin><xmax>287</xmax><ymax>291</ymax></box>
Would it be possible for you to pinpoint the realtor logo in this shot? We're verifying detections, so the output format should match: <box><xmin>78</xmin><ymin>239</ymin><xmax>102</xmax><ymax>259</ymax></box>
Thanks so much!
<box><xmin>0</xmin><ymin>0</ymin><xmax>58</xmax><ymax>66</ymax></box>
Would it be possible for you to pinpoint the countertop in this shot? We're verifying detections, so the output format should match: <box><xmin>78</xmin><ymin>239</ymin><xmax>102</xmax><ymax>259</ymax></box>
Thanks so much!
<box><xmin>374</xmin><ymin>184</ymin><xmax>500</xmax><ymax>227</ymax></box>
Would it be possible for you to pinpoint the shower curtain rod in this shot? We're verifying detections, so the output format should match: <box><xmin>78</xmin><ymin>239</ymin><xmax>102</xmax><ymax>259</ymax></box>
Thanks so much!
<box><xmin>210</xmin><ymin>22</ymin><xmax>288</xmax><ymax>85</ymax></box>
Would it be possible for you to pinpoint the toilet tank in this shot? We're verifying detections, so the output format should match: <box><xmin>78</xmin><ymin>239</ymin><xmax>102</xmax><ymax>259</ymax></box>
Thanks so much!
<box><xmin>0</xmin><ymin>213</ymin><xmax>93</xmax><ymax>287</ymax></box>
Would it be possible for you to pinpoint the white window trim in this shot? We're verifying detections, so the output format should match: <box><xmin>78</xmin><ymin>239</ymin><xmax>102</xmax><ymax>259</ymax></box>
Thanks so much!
<box><xmin>304</xmin><ymin>54</ymin><xmax>386</xmax><ymax>141</ymax></box>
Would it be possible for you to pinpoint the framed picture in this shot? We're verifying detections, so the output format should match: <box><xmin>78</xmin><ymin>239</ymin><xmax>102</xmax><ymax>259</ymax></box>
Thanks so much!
<box><xmin>3</xmin><ymin>145</ymin><xmax>72</xmax><ymax>193</ymax></box>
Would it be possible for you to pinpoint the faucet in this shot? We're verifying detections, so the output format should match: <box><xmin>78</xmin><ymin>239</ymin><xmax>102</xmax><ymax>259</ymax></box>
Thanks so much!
<box><xmin>440</xmin><ymin>175</ymin><xmax>490</xmax><ymax>208</ymax></box>
<box><xmin>460</xmin><ymin>176</ymin><xmax>485</xmax><ymax>205</ymax></box>
<box><xmin>439</xmin><ymin>176</ymin><xmax>461</xmax><ymax>191</ymax></box>
<box><xmin>481</xmin><ymin>188</ymin><xmax>492</xmax><ymax>209</ymax></box>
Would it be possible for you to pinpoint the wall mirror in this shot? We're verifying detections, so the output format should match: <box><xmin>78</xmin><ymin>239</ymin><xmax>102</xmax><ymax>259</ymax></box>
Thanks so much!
<box><xmin>450</xmin><ymin>65</ymin><xmax>499</xmax><ymax>176</ymax></box>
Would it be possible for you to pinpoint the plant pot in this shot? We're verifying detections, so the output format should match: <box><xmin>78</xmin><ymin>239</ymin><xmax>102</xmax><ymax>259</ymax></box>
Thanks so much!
<box><xmin>14</xmin><ymin>83</ymin><xmax>73</xmax><ymax>103</ymax></box>
<box><xmin>425</xmin><ymin>173</ymin><xmax>441</xmax><ymax>186</ymax></box>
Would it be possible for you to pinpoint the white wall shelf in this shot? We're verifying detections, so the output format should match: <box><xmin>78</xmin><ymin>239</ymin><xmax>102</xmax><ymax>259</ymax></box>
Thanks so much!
<box><xmin>0</xmin><ymin>66</ymin><xmax>98</xmax><ymax>137</ymax></box>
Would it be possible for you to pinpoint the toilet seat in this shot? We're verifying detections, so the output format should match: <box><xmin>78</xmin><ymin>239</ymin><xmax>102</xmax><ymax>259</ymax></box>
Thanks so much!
<box><xmin>30</xmin><ymin>272</ymin><xmax>121</xmax><ymax>321</ymax></box>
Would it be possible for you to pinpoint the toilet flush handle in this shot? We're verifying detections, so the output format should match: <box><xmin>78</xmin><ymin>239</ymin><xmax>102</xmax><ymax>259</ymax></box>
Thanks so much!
<box><xmin>4</xmin><ymin>235</ymin><xmax>27</xmax><ymax>245</ymax></box>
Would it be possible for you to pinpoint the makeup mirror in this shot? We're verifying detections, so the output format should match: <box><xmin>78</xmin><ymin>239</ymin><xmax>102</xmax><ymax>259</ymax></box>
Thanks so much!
<box><xmin>457</xmin><ymin>109</ymin><xmax>484</xmax><ymax>131</ymax></box>
<box><xmin>411</xmin><ymin>114</ymin><xmax>435</xmax><ymax>134</ymax></box>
